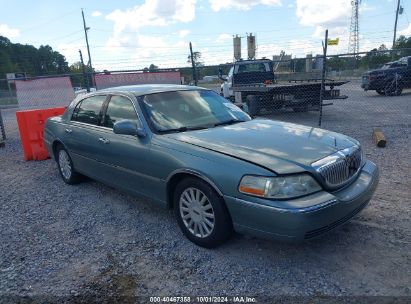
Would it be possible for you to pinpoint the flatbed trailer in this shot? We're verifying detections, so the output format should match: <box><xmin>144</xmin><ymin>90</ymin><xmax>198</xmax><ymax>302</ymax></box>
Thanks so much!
<box><xmin>231</xmin><ymin>79</ymin><xmax>349</xmax><ymax>115</ymax></box>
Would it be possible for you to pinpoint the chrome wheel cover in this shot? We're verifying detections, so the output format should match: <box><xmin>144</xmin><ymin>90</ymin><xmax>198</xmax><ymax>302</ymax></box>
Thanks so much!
<box><xmin>179</xmin><ymin>187</ymin><xmax>215</xmax><ymax>238</ymax></box>
<box><xmin>58</xmin><ymin>150</ymin><xmax>72</xmax><ymax>180</ymax></box>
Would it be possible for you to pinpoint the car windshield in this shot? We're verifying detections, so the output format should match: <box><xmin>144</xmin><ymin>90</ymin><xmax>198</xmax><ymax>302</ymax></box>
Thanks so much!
<box><xmin>381</xmin><ymin>63</ymin><xmax>393</xmax><ymax>69</ymax></box>
<box><xmin>237</xmin><ymin>63</ymin><xmax>268</xmax><ymax>73</ymax></box>
<box><xmin>140</xmin><ymin>90</ymin><xmax>251</xmax><ymax>133</ymax></box>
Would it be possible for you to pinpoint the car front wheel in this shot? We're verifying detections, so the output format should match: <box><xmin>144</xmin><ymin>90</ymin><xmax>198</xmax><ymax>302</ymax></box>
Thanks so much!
<box><xmin>174</xmin><ymin>177</ymin><xmax>232</xmax><ymax>248</ymax></box>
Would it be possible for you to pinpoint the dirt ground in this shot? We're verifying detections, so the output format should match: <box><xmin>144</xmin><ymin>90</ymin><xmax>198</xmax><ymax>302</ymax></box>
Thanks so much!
<box><xmin>0</xmin><ymin>84</ymin><xmax>410</xmax><ymax>303</ymax></box>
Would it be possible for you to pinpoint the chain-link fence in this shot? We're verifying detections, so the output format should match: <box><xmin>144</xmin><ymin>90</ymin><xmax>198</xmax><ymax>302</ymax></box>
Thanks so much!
<box><xmin>0</xmin><ymin>109</ymin><xmax>5</xmax><ymax>147</ymax></box>
<box><xmin>319</xmin><ymin>48</ymin><xmax>411</xmax><ymax>134</ymax></box>
<box><xmin>0</xmin><ymin>47</ymin><xmax>410</xmax><ymax>145</ymax></box>
<box><xmin>0</xmin><ymin>80</ymin><xmax>13</xmax><ymax>146</ymax></box>
<box><xmin>192</xmin><ymin>48</ymin><xmax>410</xmax><ymax>130</ymax></box>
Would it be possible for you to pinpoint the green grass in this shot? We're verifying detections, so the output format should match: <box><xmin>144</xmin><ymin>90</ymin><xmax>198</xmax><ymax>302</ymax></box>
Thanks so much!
<box><xmin>0</xmin><ymin>97</ymin><xmax>18</xmax><ymax>106</ymax></box>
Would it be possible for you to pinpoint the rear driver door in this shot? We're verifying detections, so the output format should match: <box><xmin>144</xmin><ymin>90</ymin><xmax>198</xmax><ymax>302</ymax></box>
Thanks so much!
<box><xmin>65</xmin><ymin>94</ymin><xmax>109</xmax><ymax>179</ymax></box>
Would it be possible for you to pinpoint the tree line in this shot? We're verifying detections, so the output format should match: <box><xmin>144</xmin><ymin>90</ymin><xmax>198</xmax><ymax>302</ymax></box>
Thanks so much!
<box><xmin>1</xmin><ymin>34</ymin><xmax>410</xmax><ymax>85</ymax></box>
<box><xmin>0</xmin><ymin>36</ymin><xmax>69</xmax><ymax>79</ymax></box>
<box><xmin>327</xmin><ymin>35</ymin><xmax>411</xmax><ymax>72</ymax></box>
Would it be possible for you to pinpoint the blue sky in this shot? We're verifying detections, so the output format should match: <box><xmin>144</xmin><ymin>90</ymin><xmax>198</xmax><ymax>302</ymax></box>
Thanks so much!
<box><xmin>0</xmin><ymin>0</ymin><xmax>410</xmax><ymax>70</ymax></box>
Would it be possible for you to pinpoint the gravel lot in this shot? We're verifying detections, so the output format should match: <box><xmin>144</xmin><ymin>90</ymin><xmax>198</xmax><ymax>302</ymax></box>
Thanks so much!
<box><xmin>0</xmin><ymin>84</ymin><xmax>410</xmax><ymax>302</ymax></box>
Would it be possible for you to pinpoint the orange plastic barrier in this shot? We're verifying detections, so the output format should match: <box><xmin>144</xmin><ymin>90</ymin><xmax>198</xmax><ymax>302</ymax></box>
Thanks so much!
<box><xmin>16</xmin><ymin>107</ymin><xmax>66</xmax><ymax>160</ymax></box>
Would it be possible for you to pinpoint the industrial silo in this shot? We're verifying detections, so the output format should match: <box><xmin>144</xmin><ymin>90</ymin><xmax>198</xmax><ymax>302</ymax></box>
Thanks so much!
<box><xmin>247</xmin><ymin>33</ymin><xmax>256</xmax><ymax>60</ymax></box>
<box><xmin>233</xmin><ymin>35</ymin><xmax>241</xmax><ymax>61</ymax></box>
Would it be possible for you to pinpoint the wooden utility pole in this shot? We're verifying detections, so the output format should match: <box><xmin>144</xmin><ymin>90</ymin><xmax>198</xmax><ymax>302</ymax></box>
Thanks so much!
<box><xmin>189</xmin><ymin>42</ymin><xmax>197</xmax><ymax>86</ymax></box>
<box><xmin>392</xmin><ymin>0</ymin><xmax>401</xmax><ymax>49</ymax></box>
<box><xmin>82</xmin><ymin>9</ymin><xmax>94</xmax><ymax>87</ymax></box>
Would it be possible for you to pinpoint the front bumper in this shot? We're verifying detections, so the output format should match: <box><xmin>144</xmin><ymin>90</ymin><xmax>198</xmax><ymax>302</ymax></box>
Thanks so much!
<box><xmin>361</xmin><ymin>77</ymin><xmax>386</xmax><ymax>91</ymax></box>
<box><xmin>224</xmin><ymin>160</ymin><xmax>379</xmax><ymax>241</ymax></box>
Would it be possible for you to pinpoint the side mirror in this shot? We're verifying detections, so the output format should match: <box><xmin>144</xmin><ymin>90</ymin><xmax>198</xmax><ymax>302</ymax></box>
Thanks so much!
<box><xmin>136</xmin><ymin>127</ymin><xmax>147</xmax><ymax>138</ymax></box>
<box><xmin>218</xmin><ymin>67</ymin><xmax>227</xmax><ymax>81</ymax></box>
<box><xmin>113</xmin><ymin>120</ymin><xmax>146</xmax><ymax>138</ymax></box>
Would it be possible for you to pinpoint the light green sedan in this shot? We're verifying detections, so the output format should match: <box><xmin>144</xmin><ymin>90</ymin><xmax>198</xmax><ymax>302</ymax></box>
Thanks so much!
<box><xmin>44</xmin><ymin>84</ymin><xmax>379</xmax><ymax>247</ymax></box>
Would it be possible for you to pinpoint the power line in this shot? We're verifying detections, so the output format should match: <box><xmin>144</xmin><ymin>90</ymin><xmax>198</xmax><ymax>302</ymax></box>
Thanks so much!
<box><xmin>19</xmin><ymin>9</ymin><xmax>79</xmax><ymax>33</ymax></box>
<box><xmin>25</xmin><ymin>30</ymin><xmax>84</xmax><ymax>45</ymax></box>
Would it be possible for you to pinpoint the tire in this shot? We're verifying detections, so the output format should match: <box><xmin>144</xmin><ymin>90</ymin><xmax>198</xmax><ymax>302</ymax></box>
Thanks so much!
<box><xmin>376</xmin><ymin>89</ymin><xmax>385</xmax><ymax>95</ymax></box>
<box><xmin>245</xmin><ymin>95</ymin><xmax>259</xmax><ymax>117</ymax></box>
<box><xmin>384</xmin><ymin>79</ymin><xmax>403</xmax><ymax>96</ymax></box>
<box><xmin>56</xmin><ymin>145</ymin><xmax>82</xmax><ymax>184</ymax></box>
<box><xmin>173</xmin><ymin>177</ymin><xmax>233</xmax><ymax>248</ymax></box>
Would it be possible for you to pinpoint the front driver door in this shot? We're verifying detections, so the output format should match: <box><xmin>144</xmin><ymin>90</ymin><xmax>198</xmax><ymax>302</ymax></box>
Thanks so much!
<box><xmin>93</xmin><ymin>94</ymin><xmax>159</xmax><ymax>198</ymax></box>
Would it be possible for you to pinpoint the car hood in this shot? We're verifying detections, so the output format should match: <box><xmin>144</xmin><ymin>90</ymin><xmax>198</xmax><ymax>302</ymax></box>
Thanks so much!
<box><xmin>166</xmin><ymin>119</ymin><xmax>358</xmax><ymax>174</ymax></box>
<box><xmin>365</xmin><ymin>67</ymin><xmax>401</xmax><ymax>75</ymax></box>
<box><xmin>363</xmin><ymin>68</ymin><xmax>384</xmax><ymax>75</ymax></box>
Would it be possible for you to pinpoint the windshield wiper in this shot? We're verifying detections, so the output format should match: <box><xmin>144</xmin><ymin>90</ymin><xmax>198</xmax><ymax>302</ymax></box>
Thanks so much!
<box><xmin>157</xmin><ymin>125</ymin><xmax>209</xmax><ymax>133</ymax></box>
<box><xmin>214</xmin><ymin>119</ymin><xmax>246</xmax><ymax>127</ymax></box>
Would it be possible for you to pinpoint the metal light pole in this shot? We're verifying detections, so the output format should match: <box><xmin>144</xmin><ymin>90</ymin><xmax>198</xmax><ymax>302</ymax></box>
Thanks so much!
<box><xmin>82</xmin><ymin>9</ymin><xmax>94</xmax><ymax>87</ymax></box>
<box><xmin>318</xmin><ymin>29</ymin><xmax>328</xmax><ymax>127</ymax></box>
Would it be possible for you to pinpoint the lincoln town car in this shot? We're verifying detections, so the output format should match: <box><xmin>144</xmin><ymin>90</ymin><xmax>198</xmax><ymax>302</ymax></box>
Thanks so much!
<box><xmin>44</xmin><ymin>85</ymin><xmax>379</xmax><ymax>247</ymax></box>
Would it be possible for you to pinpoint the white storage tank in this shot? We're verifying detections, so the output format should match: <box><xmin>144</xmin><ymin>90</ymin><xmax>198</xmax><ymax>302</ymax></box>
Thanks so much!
<box><xmin>247</xmin><ymin>33</ymin><xmax>256</xmax><ymax>60</ymax></box>
<box><xmin>233</xmin><ymin>35</ymin><xmax>241</xmax><ymax>61</ymax></box>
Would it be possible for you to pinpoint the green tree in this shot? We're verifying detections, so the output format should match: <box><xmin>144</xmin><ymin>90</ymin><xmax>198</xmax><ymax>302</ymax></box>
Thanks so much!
<box><xmin>187</xmin><ymin>51</ymin><xmax>204</xmax><ymax>67</ymax></box>
<box><xmin>394</xmin><ymin>35</ymin><xmax>411</xmax><ymax>49</ymax></box>
<box><xmin>148</xmin><ymin>63</ymin><xmax>158</xmax><ymax>72</ymax></box>
<box><xmin>0</xmin><ymin>35</ymin><xmax>69</xmax><ymax>78</ymax></box>
<box><xmin>69</xmin><ymin>61</ymin><xmax>85</xmax><ymax>88</ymax></box>
<box><xmin>393</xmin><ymin>35</ymin><xmax>411</xmax><ymax>57</ymax></box>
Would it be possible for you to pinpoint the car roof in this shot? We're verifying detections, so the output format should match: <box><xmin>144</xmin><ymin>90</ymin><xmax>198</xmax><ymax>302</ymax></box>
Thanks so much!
<box><xmin>99</xmin><ymin>84</ymin><xmax>208</xmax><ymax>96</ymax></box>
<box><xmin>234</xmin><ymin>59</ymin><xmax>272</xmax><ymax>64</ymax></box>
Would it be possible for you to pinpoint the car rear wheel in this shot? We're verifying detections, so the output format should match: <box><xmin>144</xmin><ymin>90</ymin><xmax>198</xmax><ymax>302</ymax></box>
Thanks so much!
<box><xmin>56</xmin><ymin>146</ymin><xmax>81</xmax><ymax>184</ymax></box>
<box><xmin>384</xmin><ymin>79</ymin><xmax>403</xmax><ymax>96</ymax></box>
<box><xmin>245</xmin><ymin>95</ymin><xmax>260</xmax><ymax>117</ymax></box>
<box><xmin>173</xmin><ymin>177</ymin><xmax>232</xmax><ymax>248</ymax></box>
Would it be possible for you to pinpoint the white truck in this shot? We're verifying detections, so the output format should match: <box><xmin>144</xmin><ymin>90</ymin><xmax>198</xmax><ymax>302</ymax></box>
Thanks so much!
<box><xmin>219</xmin><ymin>59</ymin><xmax>348</xmax><ymax>116</ymax></box>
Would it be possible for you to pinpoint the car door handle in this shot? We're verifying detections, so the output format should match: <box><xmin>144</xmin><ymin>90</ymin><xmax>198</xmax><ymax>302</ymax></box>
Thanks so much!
<box><xmin>65</xmin><ymin>128</ymin><xmax>72</xmax><ymax>134</ymax></box>
<box><xmin>98</xmin><ymin>137</ymin><xmax>110</xmax><ymax>144</ymax></box>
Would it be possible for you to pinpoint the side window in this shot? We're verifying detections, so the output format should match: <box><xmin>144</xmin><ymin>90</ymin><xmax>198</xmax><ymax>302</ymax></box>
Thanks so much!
<box><xmin>228</xmin><ymin>67</ymin><xmax>234</xmax><ymax>78</ymax></box>
<box><xmin>72</xmin><ymin>95</ymin><xmax>106</xmax><ymax>125</ymax></box>
<box><xmin>398</xmin><ymin>58</ymin><xmax>407</xmax><ymax>66</ymax></box>
<box><xmin>104</xmin><ymin>95</ymin><xmax>139</xmax><ymax>128</ymax></box>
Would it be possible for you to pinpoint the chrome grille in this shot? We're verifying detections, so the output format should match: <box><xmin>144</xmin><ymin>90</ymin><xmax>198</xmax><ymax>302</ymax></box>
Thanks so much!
<box><xmin>313</xmin><ymin>146</ymin><xmax>362</xmax><ymax>188</ymax></box>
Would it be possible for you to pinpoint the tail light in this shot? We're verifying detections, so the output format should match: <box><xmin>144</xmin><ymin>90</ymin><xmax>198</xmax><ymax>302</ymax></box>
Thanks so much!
<box><xmin>369</xmin><ymin>72</ymin><xmax>385</xmax><ymax>80</ymax></box>
<box><xmin>264</xmin><ymin>80</ymin><xmax>273</xmax><ymax>85</ymax></box>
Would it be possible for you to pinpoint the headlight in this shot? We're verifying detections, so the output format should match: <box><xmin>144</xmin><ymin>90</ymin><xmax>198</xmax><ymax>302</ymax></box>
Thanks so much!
<box><xmin>239</xmin><ymin>174</ymin><xmax>321</xmax><ymax>199</ymax></box>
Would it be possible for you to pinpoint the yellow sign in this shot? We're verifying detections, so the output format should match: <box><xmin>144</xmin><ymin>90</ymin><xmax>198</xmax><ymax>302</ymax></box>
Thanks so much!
<box><xmin>327</xmin><ymin>38</ymin><xmax>339</xmax><ymax>45</ymax></box>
